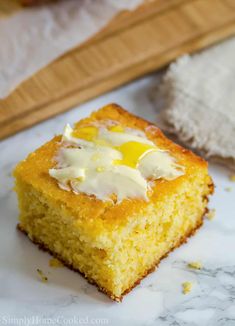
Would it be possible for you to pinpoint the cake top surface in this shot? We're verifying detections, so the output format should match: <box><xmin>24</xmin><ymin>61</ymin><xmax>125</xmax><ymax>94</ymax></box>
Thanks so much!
<box><xmin>14</xmin><ymin>104</ymin><xmax>208</xmax><ymax>222</ymax></box>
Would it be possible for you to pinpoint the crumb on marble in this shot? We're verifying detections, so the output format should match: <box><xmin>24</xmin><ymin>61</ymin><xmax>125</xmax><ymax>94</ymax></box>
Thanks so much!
<box><xmin>229</xmin><ymin>175</ymin><xmax>235</xmax><ymax>182</ymax></box>
<box><xmin>206</xmin><ymin>209</ymin><xmax>216</xmax><ymax>220</ymax></box>
<box><xmin>182</xmin><ymin>281</ymin><xmax>192</xmax><ymax>294</ymax></box>
<box><xmin>96</xmin><ymin>166</ymin><xmax>105</xmax><ymax>173</ymax></box>
<box><xmin>37</xmin><ymin>269</ymin><xmax>48</xmax><ymax>283</ymax></box>
<box><xmin>187</xmin><ymin>261</ymin><xmax>202</xmax><ymax>270</ymax></box>
<box><xmin>225</xmin><ymin>187</ymin><xmax>232</xmax><ymax>192</ymax></box>
<box><xmin>49</xmin><ymin>258</ymin><xmax>63</xmax><ymax>268</ymax></box>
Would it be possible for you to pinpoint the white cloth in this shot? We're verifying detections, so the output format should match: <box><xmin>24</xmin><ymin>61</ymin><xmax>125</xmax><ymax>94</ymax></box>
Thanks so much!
<box><xmin>0</xmin><ymin>0</ymin><xmax>143</xmax><ymax>98</ymax></box>
<box><xmin>158</xmin><ymin>37</ymin><xmax>235</xmax><ymax>170</ymax></box>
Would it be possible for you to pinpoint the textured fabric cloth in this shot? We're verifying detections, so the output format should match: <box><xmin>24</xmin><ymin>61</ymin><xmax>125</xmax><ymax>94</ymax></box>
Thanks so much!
<box><xmin>159</xmin><ymin>38</ymin><xmax>235</xmax><ymax>171</ymax></box>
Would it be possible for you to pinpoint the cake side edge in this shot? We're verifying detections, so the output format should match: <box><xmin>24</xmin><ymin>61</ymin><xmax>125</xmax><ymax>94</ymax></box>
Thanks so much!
<box><xmin>17</xmin><ymin>207</ymin><xmax>208</xmax><ymax>303</ymax></box>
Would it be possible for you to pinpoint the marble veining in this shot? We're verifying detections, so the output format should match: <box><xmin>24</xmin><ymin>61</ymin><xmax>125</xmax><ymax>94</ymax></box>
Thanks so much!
<box><xmin>1</xmin><ymin>74</ymin><xmax>235</xmax><ymax>326</ymax></box>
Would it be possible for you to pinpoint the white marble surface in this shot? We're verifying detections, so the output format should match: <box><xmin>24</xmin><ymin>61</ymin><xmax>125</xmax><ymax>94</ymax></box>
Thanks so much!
<box><xmin>1</xmin><ymin>74</ymin><xmax>235</xmax><ymax>326</ymax></box>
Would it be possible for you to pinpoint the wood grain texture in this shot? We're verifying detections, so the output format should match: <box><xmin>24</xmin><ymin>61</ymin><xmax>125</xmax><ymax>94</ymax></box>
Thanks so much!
<box><xmin>0</xmin><ymin>0</ymin><xmax>21</xmax><ymax>17</ymax></box>
<box><xmin>1</xmin><ymin>0</ymin><xmax>235</xmax><ymax>139</ymax></box>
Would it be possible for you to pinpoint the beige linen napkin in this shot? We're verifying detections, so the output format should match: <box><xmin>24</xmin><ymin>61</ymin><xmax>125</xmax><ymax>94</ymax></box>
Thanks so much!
<box><xmin>158</xmin><ymin>37</ymin><xmax>235</xmax><ymax>170</ymax></box>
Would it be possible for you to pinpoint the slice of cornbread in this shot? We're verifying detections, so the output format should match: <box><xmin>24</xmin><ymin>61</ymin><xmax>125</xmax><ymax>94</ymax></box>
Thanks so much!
<box><xmin>14</xmin><ymin>104</ymin><xmax>213</xmax><ymax>301</ymax></box>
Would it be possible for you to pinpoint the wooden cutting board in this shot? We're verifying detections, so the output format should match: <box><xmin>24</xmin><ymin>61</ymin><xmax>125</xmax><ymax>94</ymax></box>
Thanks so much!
<box><xmin>1</xmin><ymin>0</ymin><xmax>235</xmax><ymax>139</ymax></box>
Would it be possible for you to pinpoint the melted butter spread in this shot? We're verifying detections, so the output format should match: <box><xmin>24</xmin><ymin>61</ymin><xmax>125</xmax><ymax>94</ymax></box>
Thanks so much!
<box><xmin>49</xmin><ymin>123</ymin><xmax>184</xmax><ymax>202</ymax></box>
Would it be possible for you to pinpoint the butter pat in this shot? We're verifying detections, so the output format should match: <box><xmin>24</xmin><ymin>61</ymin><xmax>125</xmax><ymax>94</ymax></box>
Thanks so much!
<box><xmin>49</xmin><ymin>124</ymin><xmax>184</xmax><ymax>202</ymax></box>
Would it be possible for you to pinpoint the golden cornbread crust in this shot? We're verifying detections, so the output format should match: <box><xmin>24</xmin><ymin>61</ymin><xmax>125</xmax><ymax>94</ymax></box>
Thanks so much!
<box><xmin>14</xmin><ymin>103</ymin><xmax>211</xmax><ymax>224</ymax></box>
<box><xmin>14</xmin><ymin>103</ymin><xmax>214</xmax><ymax>302</ymax></box>
<box><xmin>18</xmin><ymin>208</ymin><xmax>207</xmax><ymax>302</ymax></box>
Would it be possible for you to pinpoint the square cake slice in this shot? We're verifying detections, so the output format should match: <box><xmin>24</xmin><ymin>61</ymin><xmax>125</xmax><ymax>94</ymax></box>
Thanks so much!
<box><xmin>14</xmin><ymin>104</ymin><xmax>213</xmax><ymax>301</ymax></box>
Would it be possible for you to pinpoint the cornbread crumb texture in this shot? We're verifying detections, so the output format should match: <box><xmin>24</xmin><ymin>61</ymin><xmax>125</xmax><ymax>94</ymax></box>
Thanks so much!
<box><xmin>182</xmin><ymin>282</ymin><xmax>193</xmax><ymax>294</ymax></box>
<box><xmin>49</xmin><ymin>258</ymin><xmax>63</xmax><ymax>268</ymax></box>
<box><xmin>14</xmin><ymin>104</ymin><xmax>213</xmax><ymax>301</ymax></box>
<box><xmin>188</xmin><ymin>261</ymin><xmax>202</xmax><ymax>270</ymax></box>
<box><xmin>37</xmin><ymin>269</ymin><xmax>48</xmax><ymax>283</ymax></box>
<box><xmin>206</xmin><ymin>209</ymin><xmax>216</xmax><ymax>220</ymax></box>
